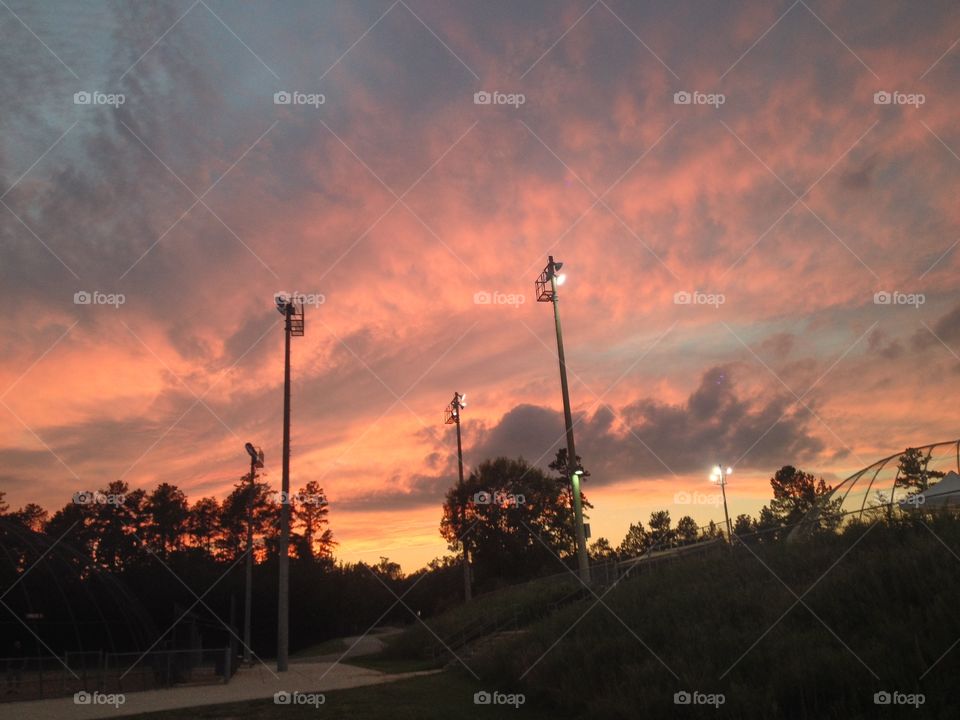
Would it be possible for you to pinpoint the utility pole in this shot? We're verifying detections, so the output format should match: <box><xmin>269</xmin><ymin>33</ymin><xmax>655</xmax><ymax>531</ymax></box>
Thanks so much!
<box><xmin>275</xmin><ymin>295</ymin><xmax>303</xmax><ymax>672</ymax></box>
<box><xmin>243</xmin><ymin>443</ymin><xmax>263</xmax><ymax>667</ymax></box>
<box><xmin>446</xmin><ymin>392</ymin><xmax>471</xmax><ymax>602</ymax></box>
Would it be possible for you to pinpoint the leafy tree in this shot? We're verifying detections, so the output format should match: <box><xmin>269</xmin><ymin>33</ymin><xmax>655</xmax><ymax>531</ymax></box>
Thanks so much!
<box><xmin>373</xmin><ymin>556</ymin><xmax>402</xmax><ymax>581</ymax></box>
<box><xmin>187</xmin><ymin>497</ymin><xmax>221</xmax><ymax>553</ymax></box>
<box><xmin>440</xmin><ymin>456</ymin><xmax>583</xmax><ymax>588</ymax></box>
<box><xmin>89</xmin><ymin>481</ymin><xmax>146</xmax><ymax>570</ymax></box>
<box><xmin>219</xmin><ymin>476</ymin><xmax>274</xmax><ymax>561</ymax></box>
<box><xmin>895</xmin><ymin>447</ymin><xmax>944</xmax><ymax>494</ymax></box>
<box><xmin>143</xmin><ymin>483</ymin><xmax>188</xmax><ymax>558</ymax></box>
<box><xmin>733</xmin><ymin>513</ymin><xmax>755</xmax><ymax>538</ymax></box>
<box><xmin>0</xmin><ymin>490</ymin><xmax>8</xmax><ymax>515</ymax></box>
<box><xmin>293</xmin><ymin>480</ymin><xmax>335</xmax><ymax>562</ymax></box>
<box><xmin>618</xmin><ymin>522</ymin><xmax>648</xmax><ymax>557</ymax></box>
<box><xmin>767</xmin><ymin>466</ymin><xmax>836</xmax><ymax>526</ymax></box>
<box><xmin>675</xmin><ymin>515</ymin><xmax>699</xmax><ymax>544</ymax></box>
<box><xmin>588</xmin><ymin>537</ymin><xmax>616</xmax><ymax>560</ymax></box>
<box><xmin>11</xmin><ymin>503</ymin><xmax>47</xmax><ymax>531</ymax></box>
<box><xmin>647</xmin><ymin>510</ymin><xmax>674</xmax><ymax>548</ymax></box>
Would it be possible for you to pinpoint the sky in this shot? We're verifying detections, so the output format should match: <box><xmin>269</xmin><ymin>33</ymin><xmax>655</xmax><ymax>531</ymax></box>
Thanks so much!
<box><xmin>1</xmin><ymin>0</ymin><xmax>960</xmax><ymax>573</ymax></box>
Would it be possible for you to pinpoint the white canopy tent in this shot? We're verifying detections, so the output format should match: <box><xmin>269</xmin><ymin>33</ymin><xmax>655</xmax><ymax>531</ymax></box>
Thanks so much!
<box><xmin>899</xmin><ymin>470</ymin><xmax>960</xmax><ymax>510</ymax></box>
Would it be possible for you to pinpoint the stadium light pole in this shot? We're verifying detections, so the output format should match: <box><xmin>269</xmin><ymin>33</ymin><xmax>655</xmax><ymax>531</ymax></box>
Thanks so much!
<box><xmin>445</xmin><ymin>392</ymin><xmax>472</xmax><ymax>602</ymax></box>
<box><xmin>275</xmin><ymin>294</ymin><xmax>304</xmax><ymax>672</ymax></box>
<box><xmin>536</xmin><ymin>256</ymin><xmax>590</xmax><ymax>583</ymax></box>
<box><xmin>243</xmin><ymin>443</ymin><xmax>264</xmax><ymax>667</ymax></box>
<box><xmin>711</xmin><ymin>465</ymin><xmax>733</xmax><ymax>541</ymax></box>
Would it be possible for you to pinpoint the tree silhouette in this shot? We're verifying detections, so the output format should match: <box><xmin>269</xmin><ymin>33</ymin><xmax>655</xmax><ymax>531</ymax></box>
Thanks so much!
<box><xmin>440</xmin><ymin>456</ymin><xmax>582</xmax><ymax>588</ymax></box>
<box><xmin>618</xmin><ymin>522</ymin><xmax>648</xmax><ymax>557</ymax></box>
<box><xmin>675</xmin><ymin>515</ymin><xmax>699</xmax><ymax>544</ymax></box>
<box><xmin>143</xmin><ymin>483</ymin><xmax>189</xmax><ymax>558</ymax></box>
<box><xmin>293</xmin><ymin>480</ymin><xmax>335</xmax><ymax>562</ymax></box>
<box><xmin>648</xmin><ymin>510</ymin><xmax>674</xmax><ymax>548</ymax></box>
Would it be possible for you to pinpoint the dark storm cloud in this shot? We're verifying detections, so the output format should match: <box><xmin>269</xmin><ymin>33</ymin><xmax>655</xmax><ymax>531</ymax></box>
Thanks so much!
<box><xmin>467</xmin><ymin>366</ymin><xmax>824</xmax><ymax>485</ymax></box>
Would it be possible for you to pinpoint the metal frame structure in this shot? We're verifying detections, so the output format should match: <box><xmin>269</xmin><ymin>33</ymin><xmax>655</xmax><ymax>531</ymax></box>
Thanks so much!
<box><xmin>789</xmin><ymin>439</ymin><xmax>960</xmax><ymax>540</ymax></box>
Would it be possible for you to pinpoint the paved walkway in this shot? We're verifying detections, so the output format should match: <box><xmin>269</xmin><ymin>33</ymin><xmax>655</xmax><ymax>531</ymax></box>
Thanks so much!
<box><xmin>5</xmin><ymin>659</ymin><xmax>438</xmax><ymax>720</ymax></box>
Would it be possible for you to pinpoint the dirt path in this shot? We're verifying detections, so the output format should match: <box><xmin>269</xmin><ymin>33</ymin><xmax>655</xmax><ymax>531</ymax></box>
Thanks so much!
<box><xmin>5</xmin><ymin>660</ymin><xmax>438</xmax><ymax>720</ymax></box>
<box><xmin>299</xmin><ymin>627</ymin><xmax>402</xmax><ymax>662</ymax></box>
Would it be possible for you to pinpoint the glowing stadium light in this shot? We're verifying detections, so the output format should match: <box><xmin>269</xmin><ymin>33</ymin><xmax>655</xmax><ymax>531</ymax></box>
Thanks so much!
<box><xmin>534</xmin><ymin>255</ymin><xmax>590</xmax><ymax>582</ymax></box>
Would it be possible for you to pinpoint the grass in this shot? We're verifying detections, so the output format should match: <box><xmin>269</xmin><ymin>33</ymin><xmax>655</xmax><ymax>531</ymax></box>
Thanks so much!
<box><xmin>383</xmin><ymin>571</ymin><xmax>582</xmax><ymax>660</ymax></box>
<box><xmin>475</xmin><ymin>518</ymin><xmax>960</xmax><ymax>719</ymax></box>
<box><xmin>118</xmin><ymin>671</ymin><xmax>560</xmax><ymax>719</ymax></box>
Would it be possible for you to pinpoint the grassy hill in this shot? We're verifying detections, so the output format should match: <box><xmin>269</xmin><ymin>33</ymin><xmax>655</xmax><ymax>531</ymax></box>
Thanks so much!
<box><xmin>383</xmin><ymin>516</ymin><xmax>960</xmax><ymax>718</ymax></box>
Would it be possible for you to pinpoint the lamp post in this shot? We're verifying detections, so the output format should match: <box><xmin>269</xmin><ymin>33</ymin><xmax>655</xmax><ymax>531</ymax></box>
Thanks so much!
<box><xmin>445</xmin><ymin>392</ymin><xmax>472</xmax><ymax>602</ymax></box>
<box><xmin>242</xmin><ymin>442</ymin><xmax>264</xmax><ymax>667</ymax></box>
<box><xmin>536</xmin><ymin>256</ymin><xmax>590</xmax><ymax>583</ymax></box>
<box><xmin>711</xmin><ymin>465</ymin><xmax>733</xmax><ymax>541</ymax></box>
<box><xmin>275</xmin><ymin>294</ymin><xmax>304</xmax><ymax>672</ymax></box>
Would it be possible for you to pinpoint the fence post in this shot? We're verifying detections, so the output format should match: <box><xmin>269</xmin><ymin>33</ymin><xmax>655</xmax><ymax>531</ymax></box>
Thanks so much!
<box><xmin>223</xmin><ymin>646</ymin><xmax>231</xmax><ymax>682</ymax></box>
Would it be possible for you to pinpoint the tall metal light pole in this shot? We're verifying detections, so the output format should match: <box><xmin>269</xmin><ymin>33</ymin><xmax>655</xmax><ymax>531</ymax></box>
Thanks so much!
<box><xmin>711</xmin><ymin>465</ymin><xmax>733</xmax><ymax>541</ymax></box>
<box><xmin>243</xmin><ymin>443</ymin><xmax>264</xmax><ymax>667</ymax></box>
<box><xmin>536</xmin><ymin>256</ymin><xmax>590</xmax><ymax>583</ymax></box>
<box><xmin>275</xmin><ymin>294</ymin><xmax>304</xmax><ymax>672</ymax></box>
<box><xmin>445</xmin><ymin>392</ymin><xmax>471</xmax><ymax>602</ymax></box>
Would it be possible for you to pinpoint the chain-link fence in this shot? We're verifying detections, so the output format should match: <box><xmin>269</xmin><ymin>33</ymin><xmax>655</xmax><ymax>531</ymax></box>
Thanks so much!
<box><xmin>0</xmin><ymin>646</ymin><xmax>237</xmax><ymax>702</ymax></box>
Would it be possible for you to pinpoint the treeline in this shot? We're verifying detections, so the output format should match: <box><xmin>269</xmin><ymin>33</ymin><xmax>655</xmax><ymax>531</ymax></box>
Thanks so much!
<box><xmin>0</xmin><ymin>478</ymin><xmax>464</xmax><ymax>658</ymax></box>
